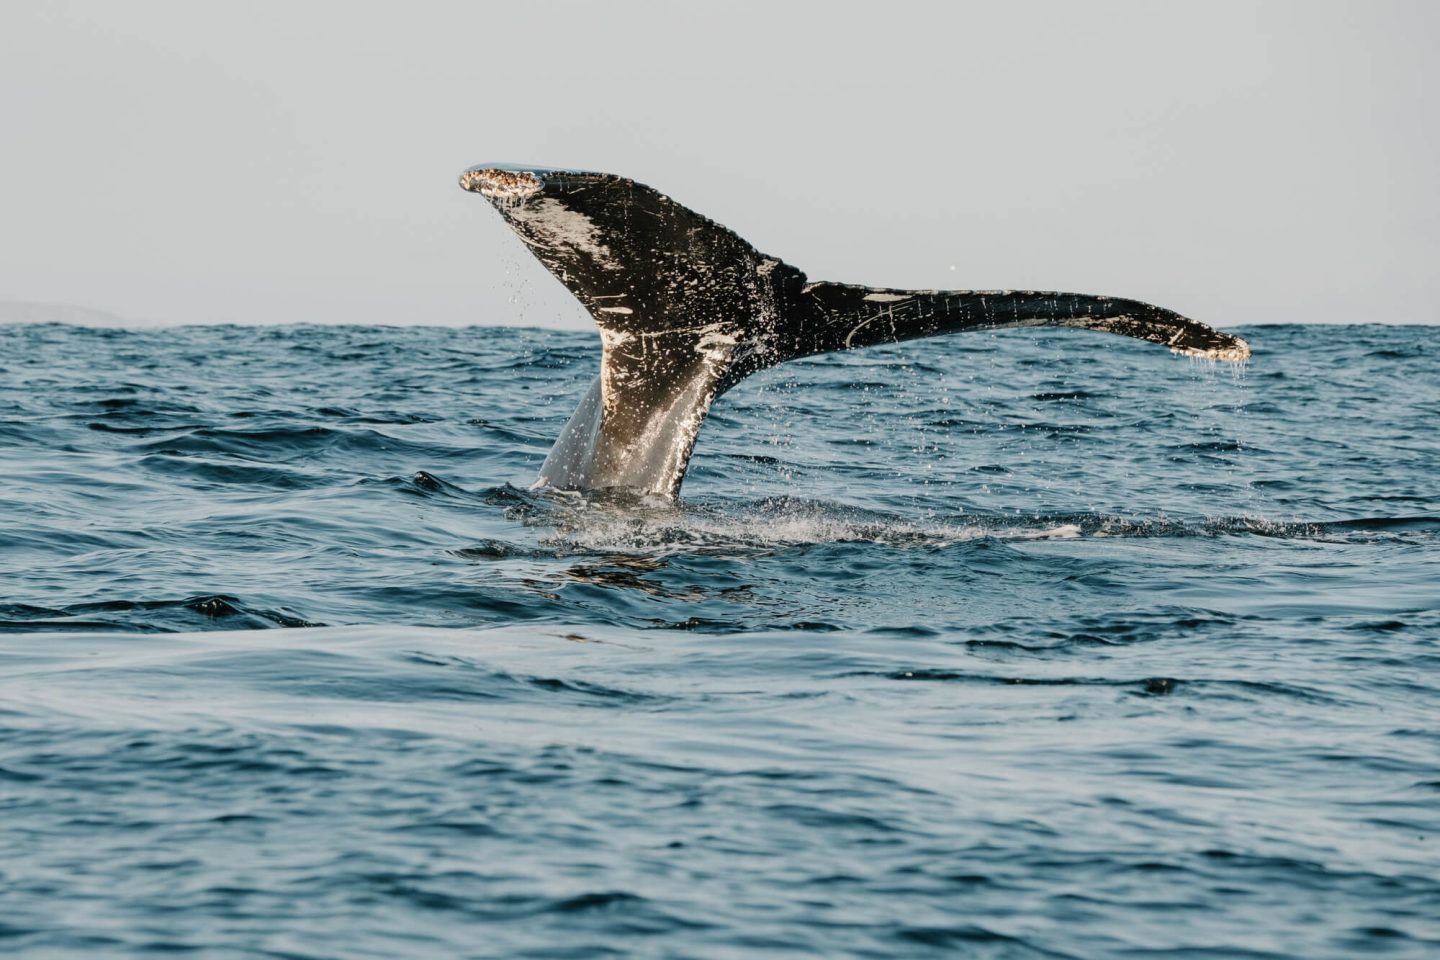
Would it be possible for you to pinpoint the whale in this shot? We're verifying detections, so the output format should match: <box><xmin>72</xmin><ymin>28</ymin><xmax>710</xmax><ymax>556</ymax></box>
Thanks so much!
<box><xmin>460</xmin><ymin>164</ymin><xmax>1250</xmax><ymax>498</ymax></box>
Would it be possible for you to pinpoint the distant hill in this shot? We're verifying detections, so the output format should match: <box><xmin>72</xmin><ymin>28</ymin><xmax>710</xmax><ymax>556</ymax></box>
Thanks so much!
<box><xmin>0</xmin><ymin>300</ymin><xmax>155</xmax><ymax>327</ymax></box>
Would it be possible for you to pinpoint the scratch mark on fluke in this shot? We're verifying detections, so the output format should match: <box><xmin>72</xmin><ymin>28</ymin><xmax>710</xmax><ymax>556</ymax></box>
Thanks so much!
<box><xmin>459</xmin><ymin>164</ymin><xmax>1251</xmax><ymax>498</ymax></box>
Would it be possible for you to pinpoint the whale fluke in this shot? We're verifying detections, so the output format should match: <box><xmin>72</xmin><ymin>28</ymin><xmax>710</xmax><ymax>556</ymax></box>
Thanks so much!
<box><xmin>460</xmin><ymin>164</ymin><xmax>1250</xmax><ymax>498</ymax></box>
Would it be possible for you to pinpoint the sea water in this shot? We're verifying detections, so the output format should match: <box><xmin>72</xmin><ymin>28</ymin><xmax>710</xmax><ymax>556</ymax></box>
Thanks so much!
<box><xmin>1</xmin><ymin>322</ymin><xmax>1437</xmax><ymax>958</ymax></box>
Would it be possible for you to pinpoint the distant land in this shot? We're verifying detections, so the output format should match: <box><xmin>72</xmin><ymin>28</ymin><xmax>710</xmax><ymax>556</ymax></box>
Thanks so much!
<box><xmin>0</xmin><ymin>301</ymin><xmax>151</xmax><ymax>328</ymax></box>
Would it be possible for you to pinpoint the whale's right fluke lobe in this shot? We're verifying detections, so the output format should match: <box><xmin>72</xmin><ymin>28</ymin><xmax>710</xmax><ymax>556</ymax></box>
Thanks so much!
<box><xmin>460</xmin><ymin>164</ymin><xmax>1250</xmax><ymax>497</ymax></box>
<box><xmin>787</xmin><ymin>284</ymin><xmax>1251</xmax><ymax>364</ymax></box>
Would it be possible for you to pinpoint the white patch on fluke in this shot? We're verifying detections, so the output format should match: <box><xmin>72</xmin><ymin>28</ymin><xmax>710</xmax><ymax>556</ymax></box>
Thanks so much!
<box><xmin>510</xmin><ymin>198</ymin><xmax>620</xmax><ymax>271</ymax></box>
<box><xmin>863</xmin><ymin>292</ymin><xmax>911</xmax><ymax>303</ymax></box>
<box><xmin>599</xmin><ymin>328</ymin><xmax>634</xmax><ymax>350</ymax></box>
<box><xmin>693</xmin><ymin>324</ymin><xmax>739</xmax><ymax>365</ymax></box>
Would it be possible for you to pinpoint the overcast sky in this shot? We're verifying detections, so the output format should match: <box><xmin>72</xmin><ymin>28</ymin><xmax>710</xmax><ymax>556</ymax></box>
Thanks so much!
<box><xmin>1</xmin><ymin>0</ymin><xmax>1435</xmax><ymax>328</ymax></box>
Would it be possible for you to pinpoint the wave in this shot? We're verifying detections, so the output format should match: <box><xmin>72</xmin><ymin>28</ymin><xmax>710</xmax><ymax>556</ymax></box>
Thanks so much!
<box><xmin>480</xmin><ymin>485</ymin><xmax>1440</xmax><ymax>554</ymax></box>
<box><xmin>0</xmin><ymin>595</ymin><xmax>320</xmax><ymax>634</ymax></box>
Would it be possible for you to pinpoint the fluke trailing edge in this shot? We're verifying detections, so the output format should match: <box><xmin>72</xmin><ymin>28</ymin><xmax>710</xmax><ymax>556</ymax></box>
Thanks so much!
<box><xmin>460</xmin><ymin>164</ymin><xmax>1250</xmax><ymax>499</ymax></box>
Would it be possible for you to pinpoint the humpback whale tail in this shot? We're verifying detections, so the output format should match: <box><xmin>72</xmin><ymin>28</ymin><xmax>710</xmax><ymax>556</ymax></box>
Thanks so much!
<box><xmin>460</xmin><ymin>165</ymin><xmax>1250</xmax><ymax>498</ymax></box>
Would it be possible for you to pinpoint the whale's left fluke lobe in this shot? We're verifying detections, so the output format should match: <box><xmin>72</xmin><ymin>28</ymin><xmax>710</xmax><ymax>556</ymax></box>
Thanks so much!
<box><xmin>460</xmin><ymin>164</ymin><xmax>1250</xmax><ymax>498</ymax></box>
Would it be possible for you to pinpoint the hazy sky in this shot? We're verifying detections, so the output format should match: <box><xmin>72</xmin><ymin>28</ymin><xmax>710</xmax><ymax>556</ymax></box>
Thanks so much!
<box><xmin>2</xmin><ymin>0</ymin><xmax>1435</xmax><ymax>328</ymax></box>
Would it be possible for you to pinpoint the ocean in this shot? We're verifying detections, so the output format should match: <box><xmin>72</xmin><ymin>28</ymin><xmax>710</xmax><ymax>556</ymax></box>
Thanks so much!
<box><xmin>1</xmin><ymin>321</ymin><xmax>1437</xmax><ymax>958</ymax></box>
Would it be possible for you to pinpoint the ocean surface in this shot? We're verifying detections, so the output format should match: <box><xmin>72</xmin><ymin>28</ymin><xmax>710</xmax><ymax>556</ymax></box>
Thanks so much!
<box><xmin>1</xmin><ymin>321</ymin><xmax>1437</xmax><ymax>959</ymax></box>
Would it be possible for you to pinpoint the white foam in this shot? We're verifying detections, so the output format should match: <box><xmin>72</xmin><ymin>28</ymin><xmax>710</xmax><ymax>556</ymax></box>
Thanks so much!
<box><xmin>535</xmin><ymin>499</ymin><xmax>1087</xmax><ymax>554</ymax></box>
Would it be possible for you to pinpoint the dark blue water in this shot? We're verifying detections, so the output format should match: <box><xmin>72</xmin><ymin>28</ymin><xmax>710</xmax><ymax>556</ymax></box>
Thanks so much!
<box><xmin>2</xmin><ymin>322</ymin><xmax>1437</xmax><ymax>958</ymax></box>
